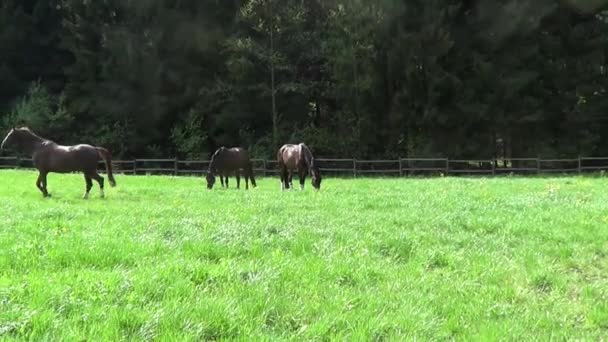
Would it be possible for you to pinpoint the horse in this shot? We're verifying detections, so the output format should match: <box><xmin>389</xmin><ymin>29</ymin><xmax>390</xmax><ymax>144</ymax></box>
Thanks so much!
<box><xmin>1</xmin><ymin>127</ymin><xmax>116</xmax><ymax>198</ymax></box>
<box><xmin>206</xmin><ymin>146</ymin><xmax>257</xmax><ymax>190</ymax></box>
<box><xmin>277</xmin><ymin>143</ymin><xmax>321</xmax><ymax>191</ymax></box>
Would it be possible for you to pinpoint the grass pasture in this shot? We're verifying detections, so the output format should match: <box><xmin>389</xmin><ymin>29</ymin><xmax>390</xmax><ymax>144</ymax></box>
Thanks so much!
<box><xmin>1</xmin><ymin>170</ymin><xmax>607</xmax><ymax>340</ymax></box>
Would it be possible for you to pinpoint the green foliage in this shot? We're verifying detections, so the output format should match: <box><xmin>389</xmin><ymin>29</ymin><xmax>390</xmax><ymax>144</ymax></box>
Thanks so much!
<box><xmin>9</xmin><ymin>82</ymin><xmax>74</xmax><ymax>140</ymax></box>
<box><xmin>171</xmin><ymin>109</ymin><xmax>207</xmax><ymax>159</ymax></box>
<box><xmin>10</xmin><ymin>81</ymin><xmax>54</xmax><ymax>130</ymax></box>
<box><xmin>2</xmin><ymin>171</ymin><xmax>608</xmax><ymax>339</ymax></box>
<box><xmin>1</xmin><ymin>0</ymin><xmax>608</xmax><ymax>158</ymax></box>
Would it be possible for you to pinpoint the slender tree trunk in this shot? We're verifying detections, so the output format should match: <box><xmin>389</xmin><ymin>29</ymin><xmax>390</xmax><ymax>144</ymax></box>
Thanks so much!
<box><xmin>314</xmin><ymin>100</ymin><xmax>321</xmax><ymax>127</ymax></box>
<box><xmin>352</xmin><ymin>46</ymin><xmax>358</xmax><ymax>117</ymax></box>
<box><xmin>492</xmin><ymin>129</ymin><xmax>498</xmax><ymax>167</ymax></box>
<box><xmin>270</xmin><ymin>12</ymin><xmax>278</xmax><ymax>148</ymax></box>
<box><xmin>352</xmin><ymin>46</ymin><xmax>361</xmax><ymax>144</ymax></box>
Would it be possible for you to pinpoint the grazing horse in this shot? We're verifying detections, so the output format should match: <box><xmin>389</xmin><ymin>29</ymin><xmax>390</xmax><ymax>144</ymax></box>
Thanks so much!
<box><xmin>1</xmin><ymin>127</ymin><xmax>116</xmax><ymax>198</ymax></box>
<box><xmin>206</xmin><ymin>146</ymin><xmax>257</xmax><ymax>190</ymax></box>
<box><xmin>277</xmin><ymin>143</ymin><xmax>321</xmax><ymax>191</ymax></box>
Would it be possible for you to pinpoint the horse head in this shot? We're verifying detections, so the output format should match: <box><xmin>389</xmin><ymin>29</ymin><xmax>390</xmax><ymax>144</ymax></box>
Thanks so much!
<box><xmin>310</xmin><ymin>161</ymin><xmax>322</xmax><ymax>190</ymax></box>
<box><xmin>206</xmin><ymin>171</ymin><xmax>216</xmax><ymax>189</ymax></box>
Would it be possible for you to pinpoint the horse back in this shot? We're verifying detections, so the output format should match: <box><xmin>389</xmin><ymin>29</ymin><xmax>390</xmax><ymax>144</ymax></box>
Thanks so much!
<box><xmin>278</xmin><ymin>144</ymin><xmax>301</xmax><ymax>170</ymax></box>
<box><xmin>216</xmin><ymin>147</ymin><xmax>251</xmax><ymax>171</ymax></box>
<box><xmin>36</xmin><ymin>143</ymin><xmax>100</xmax><ymax>173</ymax></box>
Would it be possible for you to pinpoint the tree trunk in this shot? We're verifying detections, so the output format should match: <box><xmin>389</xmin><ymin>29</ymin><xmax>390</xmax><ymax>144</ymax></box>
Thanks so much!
<box><xmin>270</xmin><ymin>12</ymin><xmax>278</xmax><ymax>148</ymax></box>
<box><xmin>352</xmin><ymin>46</ymin><xmax>358</xmax><ymax>117</ymax></box>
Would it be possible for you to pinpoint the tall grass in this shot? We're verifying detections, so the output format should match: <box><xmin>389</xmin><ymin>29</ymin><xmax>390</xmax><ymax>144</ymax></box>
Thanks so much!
<box><xmin>1</xmin><ymin>170</ymin><xmax>607</xmax><ymax>340</ymax></box>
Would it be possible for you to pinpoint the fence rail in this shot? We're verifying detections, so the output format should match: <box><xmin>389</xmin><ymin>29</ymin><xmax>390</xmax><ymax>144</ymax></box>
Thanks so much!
<box><xmin>3</xmin><ymin>156</ymin><xmax>608</xmax><ymax>176</ymax></box>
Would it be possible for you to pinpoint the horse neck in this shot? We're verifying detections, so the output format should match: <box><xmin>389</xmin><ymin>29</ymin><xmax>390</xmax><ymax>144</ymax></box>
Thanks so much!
<box><xmin>19</xmin><ymin>132</ymin><xmax>46</xmax><ymax>155</ymax></box>
<box><xmin>209</xmin><ymin>157</ymin><xmax>220</xmax><ymax>173</ymax></box>
<box><xmin>210</xmin><ymin>148</ymin><xmax>228</xmax><ymax>171</ymax></box>
<box><xmin>300</xmin><ymin>145</ymin><xmax>313</xmax><ymax>168</ymax></box>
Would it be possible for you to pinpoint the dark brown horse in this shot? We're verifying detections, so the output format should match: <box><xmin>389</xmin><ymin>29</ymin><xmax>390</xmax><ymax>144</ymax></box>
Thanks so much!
<box><xmin>206</xmin><ymin>146</ymin><xmax>257</xmax><ymax>190</ymax></box>
<box><xmin>277</xmin><ymin>143</ymin><xmax>321</xmax><ymax>190</ymax></box>
<box><xmin>1</xmin><ymin>127</ymin><xmax>116</xmax><ymax>198</ymax></box>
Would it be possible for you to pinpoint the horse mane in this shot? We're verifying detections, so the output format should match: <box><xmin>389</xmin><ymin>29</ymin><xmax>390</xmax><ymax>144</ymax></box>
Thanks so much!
<box><xmin>14</xmin><ymin>126</ymin><xmax>55</xmax><ymax>143</ymax></box>
<box><xmin>16</xmin><ymin>127</ymin><xmax>48</xmax><ymax>142</ymax></box>
<box><xmin>209</xmin><ymin>146</ymin><xmax>226</xmax><ymax>172</ymax></box>
<box><xmin>17</xmin><ymin>127</ymin><xmax>33</xmax><ymax>133</ymax></box>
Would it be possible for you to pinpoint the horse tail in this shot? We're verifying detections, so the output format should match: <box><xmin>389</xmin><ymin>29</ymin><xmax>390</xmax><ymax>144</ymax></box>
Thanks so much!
<box><xmin>96</xmin><ymin>147</ymin><xmax>116</xmax><ymax>187</ymax></box>
<box><xmin>277</xmin><ymin>146</ymin><xmax>284</xmax><ymax>165</ymax></box>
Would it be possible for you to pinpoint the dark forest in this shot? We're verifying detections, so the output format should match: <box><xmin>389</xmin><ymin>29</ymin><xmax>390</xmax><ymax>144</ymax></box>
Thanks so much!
<box><xmin>2</xmin><ymin>0</ymin><xmax>608</xmax><ymax>159</ymax></box>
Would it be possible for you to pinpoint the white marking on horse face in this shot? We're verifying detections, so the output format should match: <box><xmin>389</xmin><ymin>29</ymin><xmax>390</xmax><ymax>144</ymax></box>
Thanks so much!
<box><xmin>83</xmin><ymin>192</ymin><xmax>89</xmax><ymax>199</ymax></box>
<box><xmin>300</xmin><ymin>184</ymin><xmax>304</xmax><ymax>191</ymax></box>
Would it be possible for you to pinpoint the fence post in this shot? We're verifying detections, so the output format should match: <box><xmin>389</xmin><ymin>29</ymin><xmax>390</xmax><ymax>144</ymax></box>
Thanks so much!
<box><xmin>536</xmin><ymin>157</ymin><xmax>541</xmax><ymax>174</ymax></box>
<box><xmin>398</xmin><ymin>158</ymin><xmax>403</xmax><ymax>177</ymax></box>
<box><xmin>15</xmin><ymin>156</ymin><xmax>20</xmax><ymax>169</ymax></box>
<box><xmin>578</xmin><ymin>155</ymin><xmax>582</xmax><ymax>175</ymax></box>
<box><xmin>491</xmin><ymin>158</ymin><xmax>496</xmax><ymax>175</ymax></box>
<box><xmin>445</xmin><ymin>158</ymin><xmax>449</xmax><ymax>175</ymax></box>
<box><xmin>262</xmin><ymin>159</ymin><xmax>267</xmax><ymax>177</ymax></box>
<box><xmin>133</xmin><ymin>159</ymin><xmax>137</xmax><ymax>175</ymax></box>
<box><xmin>353</xmin><ymin>159</ymin><xmax>357</xmax><ymax>178</ymax></box>
<box><xmin>174</xmin><ymin>158</ymin><xmax>178</xmax><ymax>176</ymax></box>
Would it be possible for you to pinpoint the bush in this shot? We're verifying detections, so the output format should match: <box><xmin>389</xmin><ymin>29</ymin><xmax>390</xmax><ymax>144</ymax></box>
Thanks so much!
<box><xmin>8</xmin><ymin>81</ymin><xmax>74</xmax><ymax>141</ymax></box>
<box><xmin>171</xmin><ymin>109</ymin><xmax>207</xmax><ymax>159</ymax></box>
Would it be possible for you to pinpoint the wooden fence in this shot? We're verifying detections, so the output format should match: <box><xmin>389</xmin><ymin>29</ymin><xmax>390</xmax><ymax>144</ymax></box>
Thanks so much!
<box><xmin>2</xmin><ymin>156</ymin><xmax>608</xmax><ymax>177</ymax></box>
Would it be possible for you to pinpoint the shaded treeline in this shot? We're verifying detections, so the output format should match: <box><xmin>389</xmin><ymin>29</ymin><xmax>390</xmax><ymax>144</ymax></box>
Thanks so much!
<box><xmin>2</xmin><ymin>0</ymin><xmax>608</xmax><ymax>159</ymax></box>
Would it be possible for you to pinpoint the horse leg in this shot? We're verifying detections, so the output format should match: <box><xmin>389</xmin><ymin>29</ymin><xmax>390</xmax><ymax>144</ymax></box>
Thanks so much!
<box><xmin>236</xmin><ymin>172</ymin><xmax>241</xmax><ymax>189</ymax></box>
<box><xmin>280</xmin><ymin>166</ymin><xmax>287</xmax><ymax>190</ymax></box>
<box><xmin>225</xmin><ymin>175</ymin><xmax>229</xmax><ymax>188</ymax></box>
<box><xmin>40</xmin><ymin>172</ymin><xmax>50</xmax><ymax>197</ymax></box>
<box><xmin>91</xmin><ymin>173</ymin><xmax>105</xmax><ymax>198</ymax></box>
<box><xmin>36</xmin><ymin>172</ymin><xmax>46</xmax><ymax>197</ymax></box>
<box><xmin>83</xmin><ymin>174</ymin><xmax>93</xmax><ymax>199</ymax></box>
<box><xmin>248</xmin><ymin>165</ymin><xmax>257</xmax><ymax>188</ymax></box>
<box><xmin>288</xmin><ymin>171</ymin><xmax>294</xmax><ymax>190</ymax></box>
<box><xmin>285</xmin><ymin>170</ymin><xmax>291</xmax><ymax>190</ymax></box>
<box><xmin>220</xmin><ymin>174</ymin><xmax>225</xmax><ymax>188</ymax></box>
<box><xmin>299</xmin><ymin>168</ymin><xmax>306</xmax><ymax>190</ymax></box>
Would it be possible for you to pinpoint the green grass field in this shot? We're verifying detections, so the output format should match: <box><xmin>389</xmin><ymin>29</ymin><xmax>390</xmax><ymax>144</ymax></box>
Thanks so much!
<box><xmin>1</xmin><ymin>170</ymin><xmax>607</xmax><ymax>340</ymax></box>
